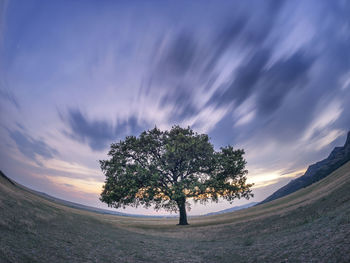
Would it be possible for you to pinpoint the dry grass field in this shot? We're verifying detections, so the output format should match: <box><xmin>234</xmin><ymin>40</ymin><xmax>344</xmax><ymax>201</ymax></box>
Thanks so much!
<box><xmin>1</xmin><ymin>162</ymin><xmax>350</xmax><ymax>262</ymax></box>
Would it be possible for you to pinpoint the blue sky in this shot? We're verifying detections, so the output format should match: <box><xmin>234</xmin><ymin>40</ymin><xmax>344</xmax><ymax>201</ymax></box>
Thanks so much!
<box><xmin>0</xmin><ymin>0</ymin><xmax>349</xmax><ymax>215</ymax></box>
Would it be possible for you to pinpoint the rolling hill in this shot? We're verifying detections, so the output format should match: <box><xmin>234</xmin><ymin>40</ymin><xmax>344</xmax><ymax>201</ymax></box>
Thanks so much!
<box><xmin>203</xmin><ymin>202</ymin><xmax>258</xmax><ymax>216</ymax></box>
<box><xmin>261</xmin><ymin>131</ymin><xmax>350</xmax><ymax>205</ymax></box>
<box><xmin>1</xmin><ymin>161</ymin><xmax>350</xmax><ymax>262</ymax></box>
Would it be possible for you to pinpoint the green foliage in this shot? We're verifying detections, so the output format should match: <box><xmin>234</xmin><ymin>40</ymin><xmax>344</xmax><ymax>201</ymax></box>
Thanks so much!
<box><xmin>100</xmin><ymin>126</ymin><xmax>253</xmax><ymax>215</ymax></box>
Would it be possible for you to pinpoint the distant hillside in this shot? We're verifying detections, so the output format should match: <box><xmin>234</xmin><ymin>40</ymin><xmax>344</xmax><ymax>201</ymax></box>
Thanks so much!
<box><xmin>32</xmin><ymin>191</ymin><xmax>130</xmax><ymax>216</ymax></box>
<box><xmin>204</xmin><ymin>202</ymin><xmax>258</xmax><ymax>216</ymax></box>
<box><xmin>0</xmin><ymin>170</ymin><xmax>256</xmax><ymax>218</ymax></box>
<box><xmin>261</xmin><ymin>131</ymin><xmax>350</xmax><ymax>204</ymax></box>
<box><xmin>21</xmin><ymin>182</ymin><xmax>178</xmax><ymax>218</ymax></box>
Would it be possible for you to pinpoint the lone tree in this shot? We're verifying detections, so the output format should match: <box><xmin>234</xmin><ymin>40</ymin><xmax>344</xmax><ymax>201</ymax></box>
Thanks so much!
<box><xmin>100</xmin><ymin>126</ymin><xmax>253</xmax><ymax>225</ymax></box>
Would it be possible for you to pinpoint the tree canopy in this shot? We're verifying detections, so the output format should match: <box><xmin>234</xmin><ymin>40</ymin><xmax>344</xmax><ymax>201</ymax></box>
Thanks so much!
<box><xmin>100</xmin><ymin>126</ymin><xmax>253</xmax><ymax>225</ymax></box>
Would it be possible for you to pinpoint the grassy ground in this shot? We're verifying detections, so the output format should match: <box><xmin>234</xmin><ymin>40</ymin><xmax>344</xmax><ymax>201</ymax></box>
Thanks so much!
<box><xmin>1</xmin><ymin>162</ymin><xmax>350</xmax><ymax>262</ymax></box>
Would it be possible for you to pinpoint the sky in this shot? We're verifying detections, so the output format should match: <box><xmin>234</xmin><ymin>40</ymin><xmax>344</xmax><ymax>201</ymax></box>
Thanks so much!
<box><xmin>0</xmin><ymin>0</ymin><xmax>349</xmax><ymax>215</ymax></box>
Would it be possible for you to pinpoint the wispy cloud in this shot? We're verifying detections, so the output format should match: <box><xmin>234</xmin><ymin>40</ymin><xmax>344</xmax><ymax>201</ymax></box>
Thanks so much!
<box><xmin>0</xmin><ymin>87</ymin><xmax>20</xmax><ymax>109</ymax></box>
<box><xmin>8</xmin><ymin>129</ymin><xmax>58</xmax><ymax>165</ymax></box>
<box><xmin>248</xmin><ymin>168</ymin><xmax>306</xmax><ymax>189</ymax></box>
<box><xmin>48</xmin><ymin>175</ymin><xmax>103</xmax><ymax>195</ymax></box>
<box><xmin>60</xmin><ymin>108</ymin><xmax>147</xmax><ymax>151</ymax></box>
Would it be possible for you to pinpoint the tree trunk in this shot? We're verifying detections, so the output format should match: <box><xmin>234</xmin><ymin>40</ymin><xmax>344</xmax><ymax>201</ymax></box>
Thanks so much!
<box><xmin>177</xmin><ymin>199</ymin><xmax>189</xmax><ymax>225</ymax></box>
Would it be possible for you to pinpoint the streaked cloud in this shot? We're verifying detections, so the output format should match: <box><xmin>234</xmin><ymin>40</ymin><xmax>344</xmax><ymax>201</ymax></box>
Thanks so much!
<box><xmin>8</xmin><ymin>129</ymin><xmax>58</xmax><ymax>164</ymax></box>
<box><xmin>303</xmin><ymin>100</ymin><xmax>343</xmax><ymax>142</ymax></box>
<box><xmin>60</xmin><ymin>109</ymin><xmax>146</xmax><ymax>151</ymax></box>
<box><xmin>248</xmin><ymin>168</ymin><xmax>306</xmax><ymax>189</ymax></box>
<box><xmin>0</xmin><ymin>87</ymin><xmax>20</xmax><ymax>109</ymax></box>
<box><xmin>37</xmin><ymin>157</ymin><xmax>100</xmax><ymax>179</ymax></box>
<box><xmin>48</xmin><ymin>175</ymin><xmax>103</xmax><ymax>195</ymax></box>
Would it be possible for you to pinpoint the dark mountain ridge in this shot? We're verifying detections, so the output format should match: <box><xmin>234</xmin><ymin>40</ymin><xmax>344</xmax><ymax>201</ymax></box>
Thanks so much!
<box><xmin>0</xmin><ymin>170</ymin><xmax>15</xmax><ymax>186</ymax></box>
<box><xmin>260</xmin><ymin>131</ymin><xmax>350</xmax><ymax>204</ymax></box>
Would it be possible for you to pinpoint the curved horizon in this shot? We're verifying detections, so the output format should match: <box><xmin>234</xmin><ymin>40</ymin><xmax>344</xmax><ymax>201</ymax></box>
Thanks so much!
<box><xmin>1</xmin><ymin>0</ymin><xmax>350</xmax><ymax>215</ymax></box>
